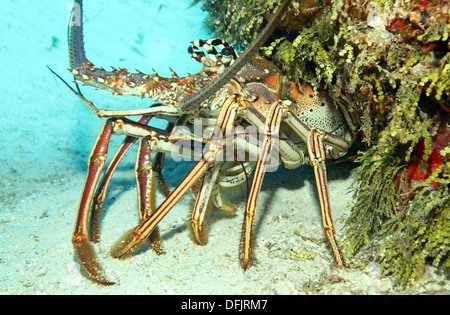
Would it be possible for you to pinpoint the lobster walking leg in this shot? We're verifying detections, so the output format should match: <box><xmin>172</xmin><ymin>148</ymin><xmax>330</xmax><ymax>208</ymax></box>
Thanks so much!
<box><xmin>241</xmin><ymin>101</ymin><xmax>285</xmax><ymax>269</ymax></box>
<box><xmin>110</xmin><ymin>97</ymin><xmax>240</xmax><ymax>258</ymax></box>
<box><xmin>135</xmin><ymin>138</ymin><xmax>164</xmax><ymax>255</ymax></box>
<box><xmin>240</xmin><ymin>102</ymin><xmax>349</xmax><ymax>269</ymax></box>
<box><xmin>72</xmin><ymin>118</ymin><xmax>177</xmax><ymax>284</ymax></box>
<box><xmin>90</xmin><ymin>115</ymin><xmax>151</xmax><ymax>243</ymax></box>
<box><xmin>307</xmin><ymin>128</ymin><xmax>346</xmax><ymax>266</ymax></box>
<box><xmin>72</xmin><ymin>119</ymin><xmax>116</xmax><ymax>285</ymax></box>
<box><xmin>191</xmin><ymin>164</ymin><xmax>222</xmax><ymax>245</ymax></box>
<box><xmin>152</xmin><ymin>151</ymin><xmax>171</xmax><ymax>199</ymax></box>
<box><xmin>90</xmin><ymin>116</ymin><xmax>171</xmax><ymax>255</ymax></box>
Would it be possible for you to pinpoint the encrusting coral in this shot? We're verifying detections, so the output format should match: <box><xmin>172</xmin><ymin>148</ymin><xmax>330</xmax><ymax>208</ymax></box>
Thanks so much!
<box><xmin>196</xmin><ymin>0</ymin><xmax>450</xmax><ymax>286</ymax></box>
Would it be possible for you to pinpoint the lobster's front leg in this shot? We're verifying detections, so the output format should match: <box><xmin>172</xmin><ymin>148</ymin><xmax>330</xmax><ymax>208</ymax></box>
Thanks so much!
<box><xmin>73</xmin><ymin>118</ymin><xmax>173</xmax><ymax>285</ymax></box>
<box><xmin>89</xmin><ymin>115</ymin><xmax>152</xmax><ymax>243</ymax></box>
<box><xmin>72</xmin><ymin>119</ymin><xmax>117</xmax><ymax>285</ymax></box>
<box><xmin>90</xmin><ymin>117</ymin><xmax>171</xmax><ymax>252</ymax></box>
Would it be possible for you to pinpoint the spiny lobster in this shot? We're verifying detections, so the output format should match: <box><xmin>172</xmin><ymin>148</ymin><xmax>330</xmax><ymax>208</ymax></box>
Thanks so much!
<box><xmin>60</xmin><ymin>0</ymin><xmax>358</xmax><ymax>285</ymax></box>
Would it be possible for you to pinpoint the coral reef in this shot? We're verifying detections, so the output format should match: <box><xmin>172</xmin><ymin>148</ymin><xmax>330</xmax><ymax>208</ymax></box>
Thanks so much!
<box><xmin>197</xmin><ymin>0</ymin><xmax>450</xmax><ymax>285</ymax></box>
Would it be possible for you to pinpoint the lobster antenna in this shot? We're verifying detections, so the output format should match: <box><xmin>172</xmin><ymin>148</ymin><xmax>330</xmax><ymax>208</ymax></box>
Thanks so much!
<box><xmin>180</xmin><ymin>0</ymin><xmax>292</xmax><ymax>111</ymax></box>
<box><xmin>68</xmin><ymin>0</ymin><xmax>87</xmax><ymax>69</ymax></box>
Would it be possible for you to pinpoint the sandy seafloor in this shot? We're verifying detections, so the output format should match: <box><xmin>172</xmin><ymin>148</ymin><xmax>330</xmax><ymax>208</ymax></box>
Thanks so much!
<box><xmin>0</xmin><ymin>0</ymin><xmax>449</xmax><ymax>295</ymax></box>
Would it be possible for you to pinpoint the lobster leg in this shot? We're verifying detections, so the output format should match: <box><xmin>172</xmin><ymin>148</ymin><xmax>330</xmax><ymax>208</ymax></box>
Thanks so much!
<box><xmin>241</xmin><ymin>101</ymin><xmax>285</xmax><ymax>269</ymax></box>
<box><xmin>335</xmin><ymin>95</ymin><xmax>359</xmax><ymax>138</ymax></box>
<box><xmin>110</xmin><ymin>97</ymin><xmax>240</xmax><ymax>258</ymax></box>
<box><xmin>72</xmin><ymin>118</ymin><xmax>180</xmax><ymax>284</ymax></box>
<box><xmin>240</xmin><ymin>103</ymin><xmax>348</xmax><ymax>268</ymax></box>
<box><xmin>135</xmin><ymin>139</ymin><xmax>164</xmax><ymax>255</ymax></box>
<box><xmin>72</xmin><ymin>119</ymin><xmax>116</xmax><ymax>285</ymax></box>
<box><xmin>90</xmin><ymin>117</ymin><xmax>171</xmax><ymax>254</ymax></box>
<box><xmin>306</xmin><ymin>128</ymin><xmax>346</xmax><ymax>266</ymax></box>
<box><xmin>152</xmin><ymin>151</ymin><xmax>171</xmax><ymax>199</ymax></box>
<box><xmin>190</xmin><ymin>163</ymin><xmax>222</xmax><ymax>245</ymax></box>
<box><xmin>89</xmin><ymin>115</ymin><xmax>151</xmax><ymax>243</ymax></box>
<box><xmin>275</xmin><ymin>111</ymin><xmax>349</xmax><ymax>266</ymax></box>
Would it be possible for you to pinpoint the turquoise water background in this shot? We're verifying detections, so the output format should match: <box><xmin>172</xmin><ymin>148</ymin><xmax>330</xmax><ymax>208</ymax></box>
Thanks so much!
<box><xmin>0</xmin><ymin>0</ymin><xmax>209</xmax><ymax>205</ymax></box>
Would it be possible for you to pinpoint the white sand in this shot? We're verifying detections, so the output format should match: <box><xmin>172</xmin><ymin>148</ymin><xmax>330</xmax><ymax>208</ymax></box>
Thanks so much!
<box><xmin>0</xmin><ymin>0</ymin><xmax>448</xmax><ymax>295</ymax></box>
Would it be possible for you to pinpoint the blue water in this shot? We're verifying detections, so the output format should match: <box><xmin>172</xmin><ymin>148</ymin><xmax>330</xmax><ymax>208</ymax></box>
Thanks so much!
<box><xmin>0</xmin><ymin>0</ymin><xmax>210</xmax><ymax>204</ymax></box>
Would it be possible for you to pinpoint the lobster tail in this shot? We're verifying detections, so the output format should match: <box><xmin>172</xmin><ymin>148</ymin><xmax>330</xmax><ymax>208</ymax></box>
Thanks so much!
<box><xmin>68</xmin><ymin>0</ymin><xmax>87</xmax><ymax>69</ymax></box>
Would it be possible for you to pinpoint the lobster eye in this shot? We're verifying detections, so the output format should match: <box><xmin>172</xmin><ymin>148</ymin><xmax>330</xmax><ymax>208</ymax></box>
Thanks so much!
<box><xmin>221</xmin><ymin>47</ymin><xmax>233</xmax><ymax>56</ymax></box>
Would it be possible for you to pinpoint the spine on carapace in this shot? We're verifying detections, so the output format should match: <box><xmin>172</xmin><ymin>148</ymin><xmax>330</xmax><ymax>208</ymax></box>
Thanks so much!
<box><xmin>68</xmin><ymin>0</ymin><xmax>87</xmax><ymax>69</ymax></box>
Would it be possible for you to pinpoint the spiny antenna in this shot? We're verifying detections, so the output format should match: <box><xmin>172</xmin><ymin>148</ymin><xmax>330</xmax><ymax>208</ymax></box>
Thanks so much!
<box><xmin>68</xmin><ymin>0</ymin><xmax>86</xmax><ymax>69</ymax></box>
